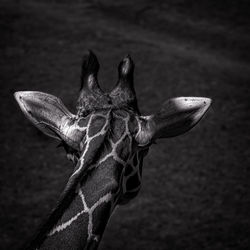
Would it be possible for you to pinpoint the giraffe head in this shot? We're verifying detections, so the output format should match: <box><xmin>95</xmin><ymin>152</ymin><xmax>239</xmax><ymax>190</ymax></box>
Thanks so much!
<box><xmin>14</xmin><ymin>50</ymin><xmax>211</xmax><ymax>205</ymax></box>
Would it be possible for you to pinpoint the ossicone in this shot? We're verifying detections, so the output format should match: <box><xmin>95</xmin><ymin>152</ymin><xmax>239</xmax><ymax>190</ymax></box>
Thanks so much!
<box><xmin>110</xmin><ymin>54</ymin><xmax>139</xmax><ymax>112</ymax></box>
<box><xmin>80</xmin><ymin>50</ymin><xmax>100</xmax><ymax>91</ymax></box>
<box><xmin>118</xmin><ymin>55</ymin><xmax>134</xmax><ymax>81</ymax></box>
<box><xmin>77</xmin><ymin>50</ymin><xmax>112</xmax><ymax>115</ymax></box>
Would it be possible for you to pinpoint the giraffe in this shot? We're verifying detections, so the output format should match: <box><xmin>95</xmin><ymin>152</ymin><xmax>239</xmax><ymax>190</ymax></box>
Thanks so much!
<box><xmin>14</xmin><ymin>50</ymin><xmax>212</xmax><ymax>250</ymax></box>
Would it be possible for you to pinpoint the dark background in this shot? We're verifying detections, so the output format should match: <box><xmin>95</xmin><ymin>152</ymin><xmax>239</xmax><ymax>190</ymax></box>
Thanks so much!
<box><xmin>0</xmin><ymin>0</ymin><xmax>249</xmax><ymax>249</ymax></box>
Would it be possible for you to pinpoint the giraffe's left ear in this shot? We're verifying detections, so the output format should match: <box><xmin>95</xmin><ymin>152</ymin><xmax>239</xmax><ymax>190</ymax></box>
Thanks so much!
<box><xmin>14</xmin><ymin>91</ymin><xmax>81</xmax><ymax>150</ymax></box>
<box><xmin>135</xmin><ymin>97</ymin><xmax>212</xmax><ymax>145</ymax></box>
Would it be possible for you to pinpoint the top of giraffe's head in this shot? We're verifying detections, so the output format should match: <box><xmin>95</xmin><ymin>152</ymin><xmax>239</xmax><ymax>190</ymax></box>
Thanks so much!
<box><xmin>77</xmin><ymin>50</ymin><xmax>139</xmax><ymax>116</ymax></box>
<box><xmin>14</xmin><ymin>50</ymin><xmax>212</xmax><ymax>153</ymax></box>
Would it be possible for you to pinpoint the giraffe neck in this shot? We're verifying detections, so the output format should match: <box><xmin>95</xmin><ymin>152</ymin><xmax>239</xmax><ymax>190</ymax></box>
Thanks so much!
<box><xmin>24</xmin><ymin>109</ymin><xmax>145</xmax><ymax>250</ymax></box>
<box><xmin>22</xmin><ymin>111</ymin><xmax>114</xmax><ymax>250</ymax></box>
<box><xmin>39</xmin><ymin>162</ymin><xmax>119</xmax><ymax>250</ymax></box>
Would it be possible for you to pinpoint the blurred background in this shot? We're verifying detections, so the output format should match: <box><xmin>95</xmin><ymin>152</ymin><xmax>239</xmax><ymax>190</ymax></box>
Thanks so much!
<box><xmin>0</xmin><ymin>0</ymin><xmax>249</xmax><ymax>249</ymax></box>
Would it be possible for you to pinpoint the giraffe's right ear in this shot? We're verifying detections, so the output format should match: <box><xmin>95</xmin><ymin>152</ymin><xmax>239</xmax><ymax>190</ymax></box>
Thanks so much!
<box><xmin>135</xmin><ymin>97</ymin><xmax>212</xmax><ymax>145</ymax></box>
<box><xmin>14</xmin><ymin>91</ymin><xmax>81</xmax><ymax>150</ymax></box>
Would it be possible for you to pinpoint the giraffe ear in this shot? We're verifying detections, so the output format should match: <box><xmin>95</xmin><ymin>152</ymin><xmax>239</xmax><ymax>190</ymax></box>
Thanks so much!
<box><xmin>14</xmin><ymin>91</ymin><xmax>81</xmax><ymax>150</ymax></box>
<box><xmin>135</xmin><ymin>97</ymin><xmax>212</xmax><ymax>145</ymax></box>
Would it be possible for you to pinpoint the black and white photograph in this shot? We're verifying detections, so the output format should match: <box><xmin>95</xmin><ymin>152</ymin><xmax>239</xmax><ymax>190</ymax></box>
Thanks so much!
<box><xmin>0</xmin><ymin>1</ymin><xmax>249</xmax><ymax>249</ymax></box>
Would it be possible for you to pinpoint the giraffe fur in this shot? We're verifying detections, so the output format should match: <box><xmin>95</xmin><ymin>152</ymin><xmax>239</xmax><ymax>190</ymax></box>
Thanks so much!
<box><xmin>14</xmin><ymin>50</ymin><xmax>212</xmax><ymax>250</ymax></box>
